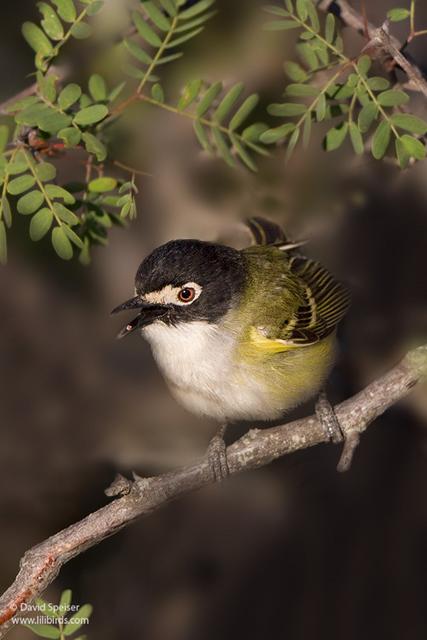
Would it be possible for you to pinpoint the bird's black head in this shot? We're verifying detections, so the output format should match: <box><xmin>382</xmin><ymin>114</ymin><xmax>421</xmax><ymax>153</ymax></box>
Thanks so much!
<box><xmin>112</xmin><ymin>239</ymin><xmax>246</xmax><ymax>338</ymax></box>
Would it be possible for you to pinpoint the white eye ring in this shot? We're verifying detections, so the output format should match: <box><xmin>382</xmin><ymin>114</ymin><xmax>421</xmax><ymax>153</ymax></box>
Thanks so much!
<box><xmin>175</xmin><ymin>282</ymin><xmax>202</xmax><ymax>306</ymax></box>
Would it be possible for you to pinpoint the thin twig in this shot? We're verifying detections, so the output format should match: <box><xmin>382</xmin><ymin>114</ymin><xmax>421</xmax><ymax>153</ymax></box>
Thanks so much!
<box><xmin>317</xmin><ymin>0</ymin><xmax>427</xmax><ymax>98</ymax></box>
<box><xmin>0</xmin><ymin>344</ymin><xmax>425</xmax><ymax>637</ymax></box>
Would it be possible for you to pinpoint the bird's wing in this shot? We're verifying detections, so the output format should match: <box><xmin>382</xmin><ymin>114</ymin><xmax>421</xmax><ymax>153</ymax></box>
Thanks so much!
<box><xmin>241</xmin><ymin>248</ymin><xmax>350</xmax><ymax>350</ymax></box>
<box><xmin>276</xmin><ymin>255</ymin><xmax>351</xmax><ymax>345</ymax></box>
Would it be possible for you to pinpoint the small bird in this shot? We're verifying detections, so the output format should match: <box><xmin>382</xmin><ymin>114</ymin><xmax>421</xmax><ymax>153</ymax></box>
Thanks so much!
<box><xmin>113</xmin><ymin>218</ymin><xmax>350</xmax><ymax>478</ymax></box>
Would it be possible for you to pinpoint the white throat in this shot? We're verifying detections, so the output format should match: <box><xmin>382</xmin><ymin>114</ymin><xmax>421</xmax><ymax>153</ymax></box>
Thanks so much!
<box><xmin>142</xmin><ymin>320</ymin><xmax>238</xmax><ymax>419</ymax></box>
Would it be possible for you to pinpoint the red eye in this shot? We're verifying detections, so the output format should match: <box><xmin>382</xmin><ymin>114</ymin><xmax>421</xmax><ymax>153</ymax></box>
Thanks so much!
<box><xmin>178</xmin><ymin>287</ymin><xmax>196</xmax><ymax>303</ymax></box>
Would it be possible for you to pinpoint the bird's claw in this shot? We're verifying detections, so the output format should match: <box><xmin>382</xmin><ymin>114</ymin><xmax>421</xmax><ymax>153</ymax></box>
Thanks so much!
<box><xmin>206</xmin><ymin>424</ymin><xmax>229</xmax><ymax>482</ymax></box>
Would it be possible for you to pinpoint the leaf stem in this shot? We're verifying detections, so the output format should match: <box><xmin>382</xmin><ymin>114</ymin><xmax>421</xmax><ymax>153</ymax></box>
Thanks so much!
<box><xmin>136</xmin><ymin>93</ymin><xmax>266</xmax><ymax>155</ymax></box>
<box><xmin>352</xmin><ymin>63</ymin><xmax>400</xmax><ymax>138</ymax></box>
<box><xmin>23</xmin><ymin>149</ymin><xmax>62</xmax><ymax>226</ymax></box>
<box><xmin>136</xmin><ymin>14</ymin><xmax>179</xmax><ymax>94</ymax></box>
<box><xmin>0</xmin><ymin>148</ymin><xmax>19</xmax><ymax>222</ymax></box>
<box><xmin>48</xmin><ymin>4</ymin><xmax>92</xmax><ymax>65</ymax></box>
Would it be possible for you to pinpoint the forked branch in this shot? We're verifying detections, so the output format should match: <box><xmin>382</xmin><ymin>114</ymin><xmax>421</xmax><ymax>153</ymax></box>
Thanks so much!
<box><xmin>0</xmin><ymin>344</ymin><xmax>425</xmax><ymax>637</ymax></box>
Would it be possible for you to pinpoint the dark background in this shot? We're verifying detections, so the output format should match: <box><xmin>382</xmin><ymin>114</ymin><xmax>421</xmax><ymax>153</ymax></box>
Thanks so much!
<box><xmin>1</xmin><ymin>1</ymin><xmax>427</xmax><ymax>639</ymax></box>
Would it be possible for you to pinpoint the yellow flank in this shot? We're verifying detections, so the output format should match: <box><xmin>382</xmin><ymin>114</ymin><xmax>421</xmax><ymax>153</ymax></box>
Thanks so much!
<box><xmin>247</xmin><ymin>326</ymin><xmax>295</xmax><ymax>353</ymax></box>
<box><xmin>235</xmin><ymin>326</ymin><xmax>337</xmax><ymax>413</ymax></box>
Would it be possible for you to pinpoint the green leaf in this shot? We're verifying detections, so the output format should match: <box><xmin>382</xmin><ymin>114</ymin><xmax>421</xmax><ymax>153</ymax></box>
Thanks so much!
<box><xmin>179</xmin><ymin>0</ymin><xmax>215</xmax><ymax>19</ymax></box>
<box><xmin>285</xmin><ymin>83</ymin><xmax>319</xmax><ymax>97</ymax></box>
<box><xmin>358</xmin><ymin>102</ymin><xmax>377</xmax><ymax>132</ymax></box>
<box><xmin>366</xmin><ymin>77</ymin><xmax>390</xmax><ymax>91</ymax></box>
<box><xmin>4</xmin><ymin>96</ymin><xmax>40</xmax><ymax>113</ymax></box>
<box><xmin>302</xmin><ymin>113</ymin><xmax>311</xmax><ymax>148</ymax></box>
<box><xmin>132</xmin><ymin>11</ymin><xmax>162</xmax><ymax>47</ymax></box>
<box><xmin>53</xmin><ymin>202</ymin><xmax>79</xmax><ymax>225</ymax></box>
<box><xmin>371</xmin><ymin>120</ymin><xmax>391</xmax><ymax>159</ymax></box>
<box><xmin>8</xmin><ymin>174</ymin><xmax>36</xmax><ymax>195</ymax></box>
<box><xmin>17</xmin><ymin>190</ymin><xmax>44</xmax><ymax>214</ymax></box>
<box><xmin>357</xmin><ymin>54</ymin><xmax>372</xmax><ymax>76</ymax></box>
<box><xmin>325</xmin><ymin>13</ymin><xmax>335</xmax><ymax>43</ymax></box>
<box><xmin>1</xmin><ymin>196</ymin><xmax>12</xmax><ymax>228</ymax></box>
<box><xmin>177</xmin><ymin>78</ymin><xmax>202</xmax><ymax>110</ymax></box>
<box><xmin>159</xmin><ymin>0</ymin><xmax>177</xmax><ymax>16</ymax></box>
<box><xmin>37</xmin><ymin>72</ymin><xmax>57</xmax><ymax>102</ymax></box>
<box><xmin>30</xmin><ymin>207</ymin><xmax>53</xmax><ymax>240</ymax></box>
<box><xmin>260</xmin><ymin>123</ymin><xmax>296</xmax><ymax>144</ymax></box>
<box><xmin>51</xmin><ymin>226</ymin><xmax>73</xmax><ymax>259</ymax></box>
<box><xmin>175</xmin><ymin>10</ymin><xmax>216</xmax><ymax>33</ymax></box>
<box><xmin>89</xmin><ymin>177</ymin><xmax>117</xmax><ymax>192</ymax></box>
<box><xmin>0</xmin><ymin>220</ymin><xmax>7</xmax><ymax>265</ymax></box>
<box><xmin>315</xmin><ymin>93</ymin><xmax>326</xmax><ymax>121</ymax></box>
<box><xmin>22</xmin><ymin>22</ymin><xmax>53</xmax><ymax>55</ymax></box>
<box><xmin>58</xmin><ymin>127</ymin><xmax>82</xmax><ymax>146</ymax></box>
<box><xmin>89</xmin><ymin>74</ymin><xmax>107</xmax><ymax>102</ymax></box>
<box><xmin>395</xmin><ymin>137</ymin><xmax>410</xmax><ymax>169</ymax></box>
<box><xmin>306</xmin><ymin>0</ymin><xmax>320</xmax><ymax>31</ymax></box>
<box><xmin>283</xmin><ymin>61</ymin><xmax>308</xmax><ymax>82</ymax></box>
<box><xmin>37</xmin><ymin>2</ymin><xmax>64</xmax><ymax>40</ymax></box>
<box><xmin>124</xmin><ymin>39</ymin><xmax>153</xmax><ymax>64</ymax></box>
<box><xmin>142</xmin><ymin>1</ymin><xmax>171</xmax><ymax>30</ymax></box>
<box><xmin>35</xmin><ymin>162</ymin><xmax>56</xmax><ymax>181</ymax></box>
<box><xmin>51</xmin><ymin>0</ymin><xmax>76</xmax><ymax>22</ymax></box>
<box><xmin>390</xmin><ymin>113</ymin><xmax>427</xmax><ymax>135</ymax></box>
<box><xmin>63</xmin><ymin>604</ymin><xmax>93</xmax><ymax>635</ymax></box>
<box><xmin>6</xmin><ymin>159</ymin><xmax>28</xmax><ymax>175</ymax></box>
<box><xmin>45</xmin><ymin>184</ymin><xmax>75</xmax><ymax>204</ymax></box>
<box><xmin>37</xmin><ymin>110</ymin><xmax>73</xmax><ymax>135</ymax></box>
<box><xmin>296</xmin><ymin>0</ymin><xmax>308</xmax><ymax>20</ymax></box>
<box><xmin>264</xmin><ymin>5</ymin><xmax>289</xmax><ymax>16</ymax></box>
<box><xmin>264</xmin><ymin>20</ymin><xmax>299</xmax><ymax>30</ymax></box>
<box><xmin>387</xmin><ymin>8</ymin><xmax>410</xmax><ymax>22</ymax></box>
<box><xmin>109</xmin><ymin>81</ymin><xmax>126</xmax><ymax>103</ymax></box>
<box><xmin>285</xmin><ymin>127</ymin><xmax>300</xmax><ymax>162</ymax></box>
<box><xmin>59</xmin><ymin>590</ymin><xmax>73</xmax><ymax>611</ymax></box>
<box><xmin>267</xmin><ymin>103</ymin><xmax>306</xmax><ymax>116</ymax></box>
<box><xmin>82</xmin><ymin>132</ymin><xmax>107</xmax><ymax>161</ymax></box>
<box><xmin>0</xmin><ymin>125</ymin><xmax>9</xmax><ymax>154</ymax></box>
<box><xmin>23</xmin><ymin>624</ymin><xmax>60</xmax><ymax>639</ymax></box>
<box><xmin>349</xmin><ymin>122</ymin><xmax>364</xmax><ymax>155</ymax></box>
<box><xmin>212</xmin><ymin>128</ymin><xmax>236</xmax><ymax>167</ymax></box>
<box><xmin>297</xmin><ymin>42</ymin><xmax>319</xmax><ymax>71</ymax></box>
<box><xmin>400</xmin><ymin>134</ymin><xmax>426</xmax><ymax>160</ymax></box>
<box><xmin>377</xmin><ymin>90</ymin><xmax>409</xmax><ymax>107</ymax></box>
<box><xmin>193</xmin><ymin>120</ymin><xmax>212</xmax><ymax>151</ymax></box>
<box><xmin>15</xmin><ymin>103</ymin><xmax>48</xmax><ymax>126</ymax></box>
<box><xmin>166</xmin><ymin>26</ymin><xmax>204</xmax><ymax>47</ymax></box>
<box><xmin>229</xmin><ymin>94</ymin><xmax>259</xmax><ymax>131</ymax></box>
<box><xmin>242</xmin><ymin>122</ymin><xmax>269</xmax><ymax>142</ymax></box>
<box><xmin>153</xmin><ymin>52</ymin><xmax>183</xmax><ymax>65</ymax></box>
<box><xmin>151</xmin><ymin>83</ymin><xmax>164</xmax><ymax>102</ymax></box>
<box><xmin>71</xmin><ymin>22</ymin><xmax>92</xmax><ymax>38</ymax></box>
<box><xmin>196</xmin><ymin>81</ymin><xmax>222</xmax><ymax>117</ymax></box>
<box><xmin>63</xmin><ymin>225</ymin><xmax>84</xmax><ymax>248</ymax></box>
<box><xmin>73</xmin><ymin>105</ymin><xmax>108</xmax><ymax>126</ymax></box>
<box><xmin>214</xmin><ymin>83</ymin><xmax>244</xmax><ymax>123</ymax></box>
<box><xmin>87</xmin><ymin>0</ymin><xmax>104</xmax><ymax>15</ymax></box>
<box><xmin>325</xmin><ymin>123</ymin><xmax>348</xmax><ymax>151</ymax></box>
<box><xmin>230</xmin><ymin>134</ymin><xmax>256</xmax><ymax>171</ymax></box>
<box><xmin>79</xmin><ymin>236</ymin><xmax>91</xmax><ymax>264</ymax></box>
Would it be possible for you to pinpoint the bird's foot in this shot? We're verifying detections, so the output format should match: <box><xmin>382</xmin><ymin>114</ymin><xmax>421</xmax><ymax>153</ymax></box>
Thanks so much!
<box><xmin>315</xmin><ymin>390</ymin><xmax>360</xmax><ymax>472</ymax></box>
<box><xmin>315</xmin><ymin>390</ymin><xmax>344</xmax><ymax>444</ymax></box>
<box><xmin>206</xmin><ymin>424</ymin><xmax>229</xmax><ymax>482</ymax></box>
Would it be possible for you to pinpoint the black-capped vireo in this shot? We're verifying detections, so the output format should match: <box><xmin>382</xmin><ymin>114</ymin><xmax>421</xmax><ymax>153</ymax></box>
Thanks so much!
<box><xmin>113</xmin><ymin>218</ymin><xmax>350</xmax><ymax>478</ymax></box>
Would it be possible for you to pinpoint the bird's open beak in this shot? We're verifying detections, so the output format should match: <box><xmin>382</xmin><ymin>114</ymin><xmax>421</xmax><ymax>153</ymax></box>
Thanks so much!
<box><xmin>111</xmin><ymin>296</ymin><xmax>168</xmax><ymax>339</ymax></box>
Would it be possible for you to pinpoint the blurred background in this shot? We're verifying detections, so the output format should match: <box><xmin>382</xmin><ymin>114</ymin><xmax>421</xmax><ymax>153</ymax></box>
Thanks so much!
<box><xmin>1</xmin><ymin>0</ymin><xmax>427</xmax><ymax>638</ymax></box>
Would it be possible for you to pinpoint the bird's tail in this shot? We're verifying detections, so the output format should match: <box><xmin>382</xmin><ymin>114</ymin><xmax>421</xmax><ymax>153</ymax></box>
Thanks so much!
<box><xmin>245</xmin><ymin>217</ymin><xmax>307</xmax><ymax>252</ymax></box>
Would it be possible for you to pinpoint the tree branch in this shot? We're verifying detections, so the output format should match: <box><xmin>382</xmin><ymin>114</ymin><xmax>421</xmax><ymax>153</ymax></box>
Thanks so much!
<box><xmin>0</xmin><ymin>344</ymin><xmax>426</xmax><ymax>637</ymax></box>
<box><xmin>317</xmin><ymin>0</ymin><xmax>427</xmax><ymax>98</ymax></box>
